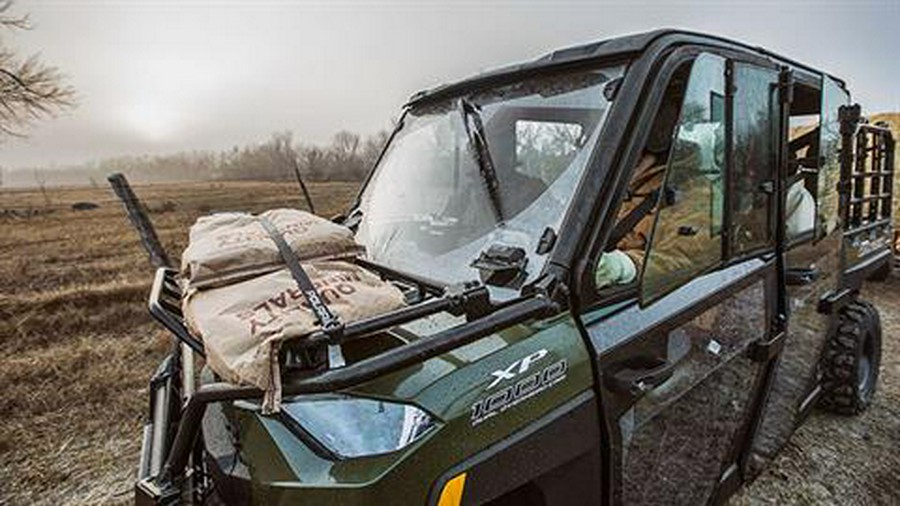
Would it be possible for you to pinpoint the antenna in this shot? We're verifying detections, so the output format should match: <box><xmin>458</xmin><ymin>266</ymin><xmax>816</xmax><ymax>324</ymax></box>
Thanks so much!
<box><xmin>290</xmin><ymin>152</ymin><xmax>316</xmax><ymax>215</ymax></box>
<box><xmin>107</xmin><ymin>173</ymin><xmax>172</xmax><ymax>268</ymax></box>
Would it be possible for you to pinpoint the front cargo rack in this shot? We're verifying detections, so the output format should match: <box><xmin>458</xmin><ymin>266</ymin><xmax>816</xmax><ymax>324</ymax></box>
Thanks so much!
<box><xmin>149</xmin><ymin>268</ymin><xmax>204</xmax><ymax>355</ymax></box>
<box><xmin>148</xmin><ymin>266</ymin><xmax>495</xmax><ymax>358</ymax></box>
<box><xmin>138</xmin><ymin>265</ymin><xmax>558</xmax><ymax>504</ymax></box>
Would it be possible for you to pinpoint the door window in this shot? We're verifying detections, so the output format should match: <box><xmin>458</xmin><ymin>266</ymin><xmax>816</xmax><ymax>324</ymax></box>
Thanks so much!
<box><xmin>729</xmin><ymin>63</ymin><xmax>779</xmax><ymax>256</ymax></box>
<box><xmin>817</xmin><ymin>77</ymin><xmax>849</xmax><ymax>237</ymax></box>
<box><xmin>786</xmin><ymin>111</ymin><xmax>820</xmax><ymax>245</ymax></box>
<box><xmin>641</xmin><ymin>54</ymin><xmax>726</xmax><ymax>301</ymax></box>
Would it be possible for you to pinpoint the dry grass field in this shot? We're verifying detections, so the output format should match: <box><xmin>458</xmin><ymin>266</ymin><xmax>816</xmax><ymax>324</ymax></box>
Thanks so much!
<box><xmin>1</xmin><ymin>180</ymin><xmax>897</xmax><ymax>505</ymax></box>
<box><xmin>0</xmin><ymin>181</ymin><xmax>358</xmax><ymax>505</ymax></box>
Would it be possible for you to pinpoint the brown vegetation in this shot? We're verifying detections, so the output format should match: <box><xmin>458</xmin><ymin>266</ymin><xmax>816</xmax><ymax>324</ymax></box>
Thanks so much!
<box><xmin>0</xmin><ymin>181</ymin><xmax>357</xmax><ymax>505</ymax></box>
<box><xmin>732</xmin><ymin>278</ymin><xmax>900</xmax><ymax>505</ymax></box>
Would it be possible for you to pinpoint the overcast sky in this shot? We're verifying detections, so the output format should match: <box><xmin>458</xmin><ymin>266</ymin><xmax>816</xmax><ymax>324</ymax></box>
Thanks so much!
<box><xmin>3</xmin><ymin>0</ymin><xmax>899</xmax><ymax>169</ymax></box>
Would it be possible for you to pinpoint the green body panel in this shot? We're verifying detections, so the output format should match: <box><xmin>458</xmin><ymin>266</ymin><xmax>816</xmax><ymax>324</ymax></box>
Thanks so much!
<box><xmin>232</xmin><ymin>311</ymin><xmax>594</xmax><ymax>504</ymax></box>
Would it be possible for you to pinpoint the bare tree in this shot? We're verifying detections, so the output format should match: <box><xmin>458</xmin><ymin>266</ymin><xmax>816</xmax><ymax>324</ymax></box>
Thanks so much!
<box><xmin>331</xmin><ymin>131</ymin><xmax>361</xmax><ymax>164</ymax></box>
<box><xmin>33</xmin><ymin>168</ymin><xmax>49</xmax><ymax>206</ymax></box>
<box><xmin>330</xmin><ymin>131</ymin><xmax>363</xmax><ymax>179</ymax></box>
<box><xmin>268</xmin><ymin>131</ymin><xmax>295</xmax><ymax>176</ymax></box>
<box><xmin>362</xmin><ymin>129</ymin><xmax>389</xmax><ymax>168</ymax></box>
<box><xmin>268</xmin><ymin>131</ymin><xmax>316</xmax><ymax>211</ymax></box>
<box><xmin>0</xmin><ymin>1</ymin><xmax>74</xmax><ymax>138</ymax></box>
<box><xmin>302</xmin><ymin>145</ymin><xmax>326</xmax><ymax>180</ymax></box>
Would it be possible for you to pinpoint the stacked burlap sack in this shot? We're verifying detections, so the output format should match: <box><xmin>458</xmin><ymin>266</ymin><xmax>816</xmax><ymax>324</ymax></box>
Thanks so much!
<box><xmin>181</xmin><ymin>209</ymin><xmax>406</xmax><ymax>412</ymax></box>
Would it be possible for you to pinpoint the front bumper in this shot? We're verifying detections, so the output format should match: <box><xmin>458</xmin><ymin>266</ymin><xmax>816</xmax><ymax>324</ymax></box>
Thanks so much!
<box><xmin>135</xmin><ymin>353</ymin><xmax>182</xmax><ymax>505</ymax></box>
<box><xmin>135</xmin><ymin>355</ymin><xmax>257</xmax><ymax>505</ymax></box>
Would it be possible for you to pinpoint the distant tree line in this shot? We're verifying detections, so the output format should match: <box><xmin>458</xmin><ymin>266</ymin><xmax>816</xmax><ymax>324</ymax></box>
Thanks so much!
<box><xmin>3</xmin><ymin>129</ymin><xmax>391</xmax><ymax>187</ymax></box>
<box><xmin>0</xmin><ymin>2</ymin><xmax>393</xmax><ymax>189</ymax></box>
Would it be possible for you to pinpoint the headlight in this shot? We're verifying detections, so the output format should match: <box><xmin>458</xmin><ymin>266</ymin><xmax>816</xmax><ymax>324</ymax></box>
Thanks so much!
<box><xmin>282</xmin><ymin>394</ymin><xmax>437</xmax><ymax>458</ymax></box>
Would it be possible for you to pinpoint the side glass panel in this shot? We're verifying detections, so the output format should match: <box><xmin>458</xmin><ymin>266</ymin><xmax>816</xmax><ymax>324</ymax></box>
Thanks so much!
<box><xmin>641</xmin><ymin>54</ymin><xmax>726</xmax><ymax>302</ymax></box>
<box><xmin>786</xmin><ymin>110</ymin><xmax>820</xmax><ymax>245</ymax></box>
<box><xmin>620</xmin><ymin>274</ymin><xmax>768</xmax><ymax>505</ymax></box>
<box><xmin>730</xmin><ymin>63</ymin><xmax>779</xmax><ymax>256</ymax></box>
<box><xmin>817</xmin><ymin>77</ymin><xmax>849</xmax><ymax>238</ymax></box>
<box><xmin>709</xmin><ymin>92</ymin><xmax>726</xmax><ymax>235</ymax></box>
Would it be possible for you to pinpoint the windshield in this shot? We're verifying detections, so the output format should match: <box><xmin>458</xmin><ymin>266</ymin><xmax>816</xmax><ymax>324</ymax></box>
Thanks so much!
<box><xmin>355</xmin><ymin>65</ymin><xmax>624</xmax><ymax>293</ymax></box>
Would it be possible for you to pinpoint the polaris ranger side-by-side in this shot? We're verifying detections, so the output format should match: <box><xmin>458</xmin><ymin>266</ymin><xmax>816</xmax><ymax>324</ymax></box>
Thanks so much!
<box><xmin>133</xmin><ymin>30</ymin><xmax>894</xmax><ymax>505</ymax></box>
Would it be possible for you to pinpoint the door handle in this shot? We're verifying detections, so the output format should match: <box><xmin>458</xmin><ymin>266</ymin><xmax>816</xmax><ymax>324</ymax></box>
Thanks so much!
<box><xmin>785</xmin><ymin>266</ymin><xmax>820</xmax><ymax>286</ymax></box>
<box><xmin>606</xmin><ymin>356</ymin><xmax>678</xmax><ymax>397</ymax></box>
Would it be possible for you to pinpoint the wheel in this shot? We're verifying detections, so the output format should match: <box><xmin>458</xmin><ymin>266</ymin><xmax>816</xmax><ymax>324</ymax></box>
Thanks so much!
<box><xmin>820</xmin><ymin>300</ymin><xmax>882</xmax><ymax>415</ymax></box>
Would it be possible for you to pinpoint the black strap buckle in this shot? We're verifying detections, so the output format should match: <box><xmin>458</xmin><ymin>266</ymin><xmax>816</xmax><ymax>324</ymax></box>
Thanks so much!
<box><xmin>321</xmin><ymin>319</ymin><xmax>345</xmax><ymax>345</ymax></box>
<box><xmin>259</xmin><ymin>217</ymin><xmax>346</xmax><ymax>369</ymax></box>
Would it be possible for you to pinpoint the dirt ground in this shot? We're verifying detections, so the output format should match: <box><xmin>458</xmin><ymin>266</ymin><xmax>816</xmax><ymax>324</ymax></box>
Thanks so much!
<box><xmin>0</xmin><ymin>181</ymin><xmax>898</xmax><ymax>505</ymax></box>
<box><xmin>731</xmin><ymin>277</ymin><xmax>900</xmax><ymax>505</ymax></box>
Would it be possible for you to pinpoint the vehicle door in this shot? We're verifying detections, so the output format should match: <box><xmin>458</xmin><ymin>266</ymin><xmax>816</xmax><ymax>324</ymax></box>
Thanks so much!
<box><xmin>577</xmin><ymin>52</ymin><xmax>787</xmax><ymax>505</ymax></box>
<box><xmin>746</xmin><ymin>75</ymin><xmax>849</xmax><ymax>475</ymax></box>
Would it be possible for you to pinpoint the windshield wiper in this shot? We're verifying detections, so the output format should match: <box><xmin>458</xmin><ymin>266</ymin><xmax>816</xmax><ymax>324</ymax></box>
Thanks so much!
<box><xmin>457</xmin><ymin>97</ymin><xmax>504</xmax><ymax>223</ymax></box>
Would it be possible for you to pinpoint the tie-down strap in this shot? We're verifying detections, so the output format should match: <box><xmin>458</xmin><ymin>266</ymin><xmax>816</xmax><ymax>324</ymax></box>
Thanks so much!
<box><xmin>259</xmin><ymin>217</ymin><xmax>346</xmax><ymax>368</ymax></box>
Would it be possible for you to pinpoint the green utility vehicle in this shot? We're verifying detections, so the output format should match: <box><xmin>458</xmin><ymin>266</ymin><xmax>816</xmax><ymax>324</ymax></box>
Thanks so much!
<box><xmin>134</xmin><ymin>30</ymin><xmax>895</xmax><ymax>506</ymax></box>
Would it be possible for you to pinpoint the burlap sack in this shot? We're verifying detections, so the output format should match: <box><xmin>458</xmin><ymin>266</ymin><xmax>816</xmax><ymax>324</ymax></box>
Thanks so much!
<box><xmin>181</xmin><ymin>209</ymin><xmax>364</xmax><ymax>289</ymax></box>
<box><xmin>183</xmin><ymin>261</ymin><xmax>406</xmax><ymax>412</ymax></box>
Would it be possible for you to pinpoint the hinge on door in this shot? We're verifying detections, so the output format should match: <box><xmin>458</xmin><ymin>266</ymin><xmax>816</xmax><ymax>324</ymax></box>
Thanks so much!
<box><xmin>750</xmin><ymin>330</ymin><xmax>786</xmax><ymax>362</ymax></box>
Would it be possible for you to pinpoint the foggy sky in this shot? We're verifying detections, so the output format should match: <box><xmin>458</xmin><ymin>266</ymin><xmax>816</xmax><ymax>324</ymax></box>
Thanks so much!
<box><xmin>4</xmin><ymin>0</ymin><xmax>899</xmax><ymax>169</ymax></box>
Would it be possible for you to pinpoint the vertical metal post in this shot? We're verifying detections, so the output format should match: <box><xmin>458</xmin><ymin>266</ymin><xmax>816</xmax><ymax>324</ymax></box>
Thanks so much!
<box><xmin>722</xmin><ymin>59</ymin><xmax>735</xmax><ymax>261</ymax></box>
<box><xmin>290</xmin><ymin>154</ymin><xmax>316</xmax><ymax>215</ymax></box>
<box><xmin>107</xmin><ymin>173</ymin><xmax>172</xmax><ymax>268</ymax></box>
<box><xmin>855</xmin><ymin>129</ymin><xmax>867</xmax><ymax>225</ymax></box>
<box><xmin>838</xmin><ymin>104</ymin><xmax>861</xmax><ymax>230</ymax></box>
<box><xmin>875</xmin><ymin>132</ymin><xmax>884</xmax><ymax>222</ymax></box>
<box><xmin>773</xmin><ymin>66</ymin><xmax>793</xmax><ymax>332</ymax></box>
<box><xmin>885</xmin><ymin>130</ymin><xmax>895</xmax><ymax>223</ymax></box>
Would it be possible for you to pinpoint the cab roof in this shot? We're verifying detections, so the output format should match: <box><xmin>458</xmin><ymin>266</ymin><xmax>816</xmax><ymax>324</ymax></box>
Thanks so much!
<box><xmin>407</xmin><ymin>29</ymin><xmax>844</xmax><ymax>106</ymax></box>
